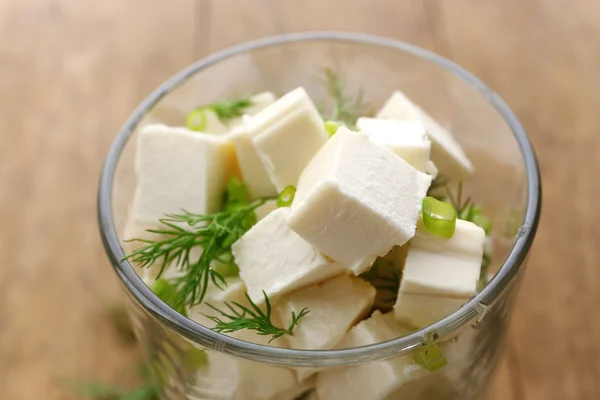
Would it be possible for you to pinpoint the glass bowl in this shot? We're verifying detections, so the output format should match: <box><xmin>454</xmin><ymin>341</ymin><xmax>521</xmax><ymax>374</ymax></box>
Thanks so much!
<box><xmin>98</xmin><ymin>32</ymin><xmax>541</xmax><ymax>400</ymax></box>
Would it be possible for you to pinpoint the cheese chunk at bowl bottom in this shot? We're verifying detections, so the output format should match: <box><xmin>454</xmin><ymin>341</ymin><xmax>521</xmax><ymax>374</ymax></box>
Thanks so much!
<box><xmin>232</xmin><ymin>207</ymin><xmax>344</xmax><ymax>305</ymax></box>
<box><xmin>190</xmin><ymin>329</ymin><xmax>303</xmax><ymax>400</ymax></box>
<box><xmin>316</xmin><ymin>311</ymin><xmax>425</xmax><ymax>400</ymax></box>
<box><xmin>394</xmin><ymin>219</ymin><xmax>485</xmax><ymax>328</ymax></box>
<box><xmin>355</xmin><ymin>118</ymin><xmax>431</xmax><ymax>172</ymax></box>
<box><xmin>288</xmin><ymin>128</ymin><xmax>432</xmax><ymax>274</ymax></box>
<box><xmin>376</xmin><ymin>91</ymin><xmax>474</xmax><ymax>180</ymax></box>
<box><xmin>187</xmin><ymin>279</ymin><xmax>310</xmax><ymax>400</ymax></box>
<box><xmin>132</xmin><ymin>124</ymin><xmax>235</xmax><ymax>224</ymax></box>
<box><xmin>276</xmin><ymin>275</ymin><xmax>375</xmax><ymax>381</ymax></box>
<box><xmin>249</xmin><ymin>87</ymin><xmax>328</xmax><ymax>191</ymax></box>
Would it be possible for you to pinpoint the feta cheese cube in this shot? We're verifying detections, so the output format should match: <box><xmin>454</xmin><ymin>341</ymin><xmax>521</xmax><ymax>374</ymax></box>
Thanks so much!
<box><xmin>376</xmin><ymin>91</ymin><xmax>474</xmax><ymax>179</ymax></box>
<box><xmin>277</xmin><ymin>275</ymin><xmax>374</xmax><ymax>381</ymax></box>
<box><xmin>356</xmin><ymin>118</ymin><xmax>431</xmax><ymax>172</ymax></box>
<box><xmin>227</xmin><ymin>121</ymin><xmax>278</xmax><ymax>199</ymax></box>
<box><xmin>232</xmin><ymin>208</ymin><xmax>344</xmax><ymax>304</ymax></box>
<box><xmin>132</xmin><ymin>124</ymin><xmax>235</xmax><ymax>223</ymax></box>
<box><xmin>249</xmin><ymin>87</ymin><xmax>328</xmax><ymax>190</ymax></box>
<box><xmin>316</xmin><ymin>312</ymin><xmax>424</xmax><ymax>400</ymax></box>
<box><xmin>287</xmin><ymin>128</ymin><xmax>432</xmax><ymax>274</ymax></box>
<box><xmin>277</xmin><ymin>275</ymin><xmax>375</xmax><ymax>351</ymax></box>
<box><xmin>394</xmin><ymin>219</ymin><xmax>485</xmax><ymax>328</ymax></box>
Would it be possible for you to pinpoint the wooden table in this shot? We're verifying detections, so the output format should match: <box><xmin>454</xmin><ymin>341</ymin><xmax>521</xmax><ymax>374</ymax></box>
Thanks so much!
<box><xmin>1</xmin><ymin>1</ymin><xmax>598</xmax><ymax>399</ymax></box>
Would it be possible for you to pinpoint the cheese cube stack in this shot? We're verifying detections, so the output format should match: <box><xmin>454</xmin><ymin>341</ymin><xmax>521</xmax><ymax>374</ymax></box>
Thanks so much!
<box><xmin>316</xmin><ymin>312</ymin><xmax>425</xmax><ymax>400</ymax></box>
<box><xmin>132</xmin><ymin>124</ymin><xmax>235</xmax><ymax>223</ymax></box>
<box><xmin>248</xmin><ymin>87</ymin><xmax>328</xmax><ymax>191</ymax></box>
<box><xmin>356</xmin><ymin>118</ymin><xmax>431</xmax><ymax>172</ymax></box>
<box><xmin>288</xmin><ymin>128</ymin><xmax>432</xmax><ymax>274</ymax></box>
<box><xmin>394</xmin><ymin>219</ymin><xmax>486</xmax><ymax>328</ymax></box>
<box><xmin>232</xmin><ymin>207</ymin><xmax>344</xmax><ymax>305</ymax></box>
<box><xmin>376</xmin><ymin>91</ymin><xmax>474</xmax><ymax>179</ymax></box>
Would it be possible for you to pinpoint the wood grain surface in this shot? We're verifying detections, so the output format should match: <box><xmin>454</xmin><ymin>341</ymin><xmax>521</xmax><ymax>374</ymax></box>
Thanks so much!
<box><xmin>0</xmin><ymin>0</ymin><xmax>597</xmax><ymax>399</ymax></box>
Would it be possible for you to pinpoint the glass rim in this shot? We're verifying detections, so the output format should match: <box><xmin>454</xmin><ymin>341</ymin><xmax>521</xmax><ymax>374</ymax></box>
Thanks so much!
<box><xmin>97</xmin><ymin>31</ymin><xmax>541</xmax><ymax>367</ymax></box>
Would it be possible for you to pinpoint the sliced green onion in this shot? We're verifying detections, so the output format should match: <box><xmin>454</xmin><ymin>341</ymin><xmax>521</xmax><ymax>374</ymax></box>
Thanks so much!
<box><xmin>224</xmin><ymin>176</ymin><xmax>250</xmax><ymax>209</ymax></box>
<box><xmin>277</xmin><ymin>185</ymin><xmax>297</xmax><ymax>208</ymax></box>
<box><xmin>184</xmin><ymin>347</ymin><xmax>208</xmax><ymax>370</ymax></box>
<box><xmin>324</xmin><ymin>120</ymin><xmax>343</xmax><ymax>137</ymax></box>
<box><xmin>151</xmin><ymin>279</ymin><xmax>186</xmax><ymax>316</ymax></box>
<box><xmin>185</xmin><ymin>108</ymin><xmax>208</xmax><ymax>131</ymax></box>
<box><xmin>471</xmin><ymin>213</ymin><xmax>492</xmax><ymax>235</ymax></box>
<box><xmin>414</xmin><ymin>342</ymin><xmax>447</xmax><ymax>371</ymax></box>
<box><xmin>422</xmin><ymin>196</ymin><xmax>457</xmax><ymax>238</ymax></box>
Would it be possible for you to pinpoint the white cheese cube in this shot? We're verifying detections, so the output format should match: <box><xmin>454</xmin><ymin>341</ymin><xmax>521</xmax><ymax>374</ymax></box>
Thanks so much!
<box><xmin>249</xmin><ymin>87</ymin><xmax>328</xmax><ymax>190</ymax></box>
<box><xmin>254</xmin><ymin>199</ymin><xmax>278</xmax><ymax>220</ymax></box>
<box><xmin>356</xmin><ymin>118</ymin><xmax>431</xmax><ymax>172</ymax></box>
<box><xmin>277</xmin><ymin>275</ymin><xmax>375</xmax><ymax>351</ymax></box>
<box><xmin>316</xmin><ymin>312</ymin><xmax>424</xmax><ymax>400</ymax></box>
<box><xmin>277</xmin><ymin>275</ymin><xmax>375</xmax><ymax>381</ymax></box>
<box><xmin>232</xmin><ymin>208</ymin><xmax>344</xmax><ymax>305</ymax></box>
<box><xmin>287</xmin><ymin>128</ymin><xmax>432</xmax><ymax>274</ymax></box>
<box><xmin>226</xmin><ymin>120</ymin><xmax>278</xmax><ymax>199</ymax></box>
<box><xmin>394</xmin><ymin>219</ymin><xmax>485</xmax><ymax>328</ymax></box>
<box><xmin>132</xmin><ymin>124</ymin><xmax>235</xmax><ymax>223</ymax></box>
<box><xmin>376</xmin><ymin>91</ymin><xmax>474</xmax><ymax>179</ymax></box>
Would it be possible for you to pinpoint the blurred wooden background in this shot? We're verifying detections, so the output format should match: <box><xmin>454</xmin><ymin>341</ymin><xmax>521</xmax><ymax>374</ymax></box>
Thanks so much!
<box><xmin>1</xmin><ymin>0</ymin><xmax>599</xmax><ymax>399</ymax></box>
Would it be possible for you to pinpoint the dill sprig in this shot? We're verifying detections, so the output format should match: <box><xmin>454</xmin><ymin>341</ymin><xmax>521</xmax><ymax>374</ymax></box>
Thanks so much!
<box><xmin>186</xmin><ymin>96</ymin><xmax>255</xmax><ymax>131</ymax></box>
<box><xmin>204</xmin><ymin>291</ymin><xmax>309</xmax><ymax>343</ymax></box>
<box><xmin>444</xmin><ymin>181</ymin><xmax>472</xmax><ymax>219</ymax></box>
<box><xmin>124</xmin><ymin>198</ymin><xmax>267</xmax><ymax>309</ymax></box>
<box><xmin>428</xmin><ymin>174</ymin><xmax>449</xmax><ymax>193</ymax></box>
<box><xmin>207</xmin><ymin>97</ymin><xmax>255</xmax><ymax>122</ymax></box>
<box><xmin>322</xmin><ymin>68</ymin><xmax>369</xmax><ymax>129</ymax></box>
